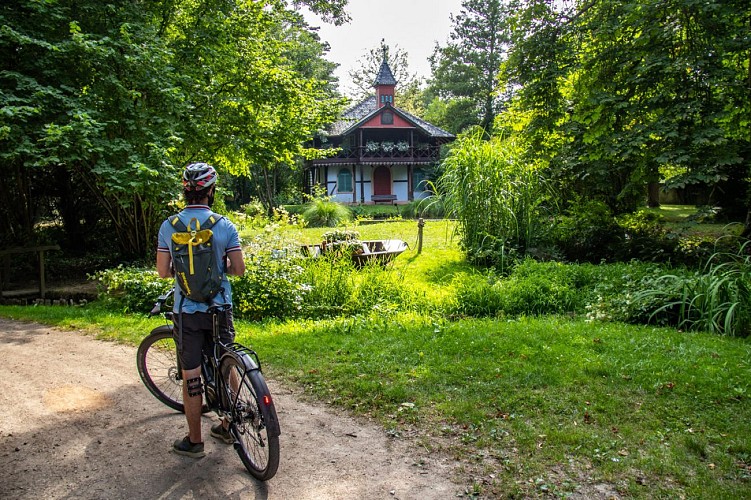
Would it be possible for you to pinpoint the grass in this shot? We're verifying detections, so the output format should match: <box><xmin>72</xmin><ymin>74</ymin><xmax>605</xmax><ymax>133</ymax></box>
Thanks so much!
<box><xmin>242</xmin><ymin>315</ymin><xmax>750</xmax><ymax>498</ymax></box>
<box><xmin>643</xmin><ymin>204</ymin><xmax>744</xmax><ymax>239</ymax></box>
<box><xmin>643</xmin><ymin>204</ymin><xmax>700</xmax><ymax>223</ymax></box>
<box><xmin>2</xmin><ymin>304</ymin><xmax>749</xmax><ymax>497</ymax></box>
<box><xmin>248</xmin><ymin>218</ymin><xmax>471</xmax><ymax>305</ymax></box>
<box><xmin>2</xmin><ymin>217</ymin><xmax>750</xmax><ymax>497</ymax></box>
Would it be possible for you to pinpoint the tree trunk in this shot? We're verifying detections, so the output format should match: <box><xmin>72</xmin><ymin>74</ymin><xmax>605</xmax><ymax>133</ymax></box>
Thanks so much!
<box><xmin>647</xmin><ymin>182</ymin><xmax>661</xmax><ymax>208</ymax></box>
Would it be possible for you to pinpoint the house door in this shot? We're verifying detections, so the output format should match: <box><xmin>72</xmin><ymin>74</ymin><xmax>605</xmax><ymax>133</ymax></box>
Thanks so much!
<box><xmin>372</xmin><ymin>166</ymin><xmax>391</xmax><ymax>195</ymax></box>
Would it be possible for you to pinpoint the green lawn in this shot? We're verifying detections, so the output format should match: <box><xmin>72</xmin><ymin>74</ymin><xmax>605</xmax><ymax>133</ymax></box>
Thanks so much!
<box><xmin>1</xmin><ymin>216</ymin><xmax>750</xmax><ymax>498</ymax></box>
<box><xmin>241</xmin><ymin>218</ymin><xmax>472</xmax><ymax>305</ymax></box>
<box><xmin>643</xmin><ymin>204</ymin><xmax>744</xmax><ymax>238</ymax></box>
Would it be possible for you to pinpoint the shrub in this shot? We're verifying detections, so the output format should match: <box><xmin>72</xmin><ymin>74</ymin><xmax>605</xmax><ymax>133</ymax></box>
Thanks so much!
<box><xmin>553</xmin><ymin>200</ymin><xmax>622</xmax><ymax>262</ymax></box>
<box><xmin>241</xmin><ymin>200</ymin><xmax>265</xmax><ymax>218</ymax></box>
<box><xmin>452</xmin><ymin>260</ymin><xmax>599</xmax><ymax>318</ymax></box>
<box><xmin>615</xmin><ymin>211</ymin><xmax>677</xmax><ymax>262</ymax></box>
<box><xmin>231</xmin><ymin>252</ymin><xmax>308</xmax><ymax>321</ymax></box>
<box><xmin>321</xmin><ymin>229</ymin><xmax>360</xmax><ymax>243</ymax></box>
<box><xmin>350</xmin><ymin>205</ymin><xmax>398</xmax><ymax>220</ymax></box>
<box><xmin>93</xmin><ymin>265</ymin><xmax>172</xmax><ymax>313</ymax></box>
<box><xmin>318</xmin><ymin>229</ymin><xmax>364</xmax><ymax>260</ymax></box>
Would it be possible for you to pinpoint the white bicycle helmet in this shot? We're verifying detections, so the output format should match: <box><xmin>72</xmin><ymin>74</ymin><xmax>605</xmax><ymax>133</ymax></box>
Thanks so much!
<box><xmin>182</xmin><ymin>163</ymin><xmax>218</xmax><ymax>191</ymax></box>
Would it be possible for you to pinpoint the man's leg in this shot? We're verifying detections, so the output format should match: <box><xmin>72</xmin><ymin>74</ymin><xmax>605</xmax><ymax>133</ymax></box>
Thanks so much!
<box><xmin>182</xmin><ymin>366</ymin><xmax>203</xmax><ymax>444</ymax></box>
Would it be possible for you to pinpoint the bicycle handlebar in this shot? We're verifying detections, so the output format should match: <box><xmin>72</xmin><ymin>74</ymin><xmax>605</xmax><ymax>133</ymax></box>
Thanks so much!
<box><xmin>150</xmin><ymin>289</ymin><xmax>174</xmax><ymax>316</ymax></box>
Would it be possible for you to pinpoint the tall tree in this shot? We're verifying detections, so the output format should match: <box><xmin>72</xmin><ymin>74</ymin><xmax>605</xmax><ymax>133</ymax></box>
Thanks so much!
<box><xmin>504</xmin><ymin>0</ymin><xmax>751</xmax><ymax>216</ymax></box>
<box><xmin>346</xmin><ymin>40</ymin><xmax>422</xmax><ymax>107</ymax></box>
<box><xmin>428</xmin><ymin>0</ymin><xmax>508</xmax><ymax>135</ymax></box>
<box><xmin>238</xmin><ymin>8</ymin><xmax>345</xmax><ymax>211</ymax></box>
<box><xmin>1</xmin><ymin>0</ymin><xmax>184</xmax><ymax>254</ymax></box>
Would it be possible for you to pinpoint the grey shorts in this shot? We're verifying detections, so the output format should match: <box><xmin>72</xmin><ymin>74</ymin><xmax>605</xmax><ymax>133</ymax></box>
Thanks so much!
<box><xmin>174</xmin><ymin>309</ymin><xmax>235</xmax><ymax>371</ymax></box>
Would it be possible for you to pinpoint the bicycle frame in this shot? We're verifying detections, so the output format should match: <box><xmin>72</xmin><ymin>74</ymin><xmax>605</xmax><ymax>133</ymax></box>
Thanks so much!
<box><xmin>152</xmin><ymin>291</ymin><xmax>280</xmax><ymax>439</ymax></box>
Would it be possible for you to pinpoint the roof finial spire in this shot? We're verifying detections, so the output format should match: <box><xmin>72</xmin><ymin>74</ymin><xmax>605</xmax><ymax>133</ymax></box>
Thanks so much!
<box><xmin>373</xmin><ymin>40</ymin><xmax>397</xmax><ymax>88</ymax></box>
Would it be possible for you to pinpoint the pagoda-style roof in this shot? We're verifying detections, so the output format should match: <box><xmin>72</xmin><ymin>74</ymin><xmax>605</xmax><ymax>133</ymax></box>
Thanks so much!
<box><xmin>328</xmin><ymin>96</ymin><xmax>454</xmax><ymax>139</ymax></box>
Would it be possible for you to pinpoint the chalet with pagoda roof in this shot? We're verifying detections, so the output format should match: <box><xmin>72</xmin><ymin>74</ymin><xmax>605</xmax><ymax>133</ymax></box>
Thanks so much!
<box><xmin>305</xmin><ymin>57</ymin><xmax>455</xmax><ymax>204</ymax></box>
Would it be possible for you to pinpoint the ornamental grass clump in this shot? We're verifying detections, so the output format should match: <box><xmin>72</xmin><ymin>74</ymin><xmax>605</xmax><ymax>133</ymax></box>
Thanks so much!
<box><xmin>438</xmin><ymin>132</ymin><xmax>555</xmax><ymax>266</ymax></box>
<box><xmin>302</xmin><ymin>198</ymin><xmax>352</xmax><ymax>227</ymax></box>
<box><xmin>633</xmin><ymin>240</ymin><xmax>751</xmax><ymax>336</ymax></box>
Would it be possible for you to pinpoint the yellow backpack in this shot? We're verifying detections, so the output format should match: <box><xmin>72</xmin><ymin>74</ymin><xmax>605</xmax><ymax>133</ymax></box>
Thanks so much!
<box><xmin>170</xmin><ymin>213</ymin><xmax>223</xmax><ymax>303</ymax></box>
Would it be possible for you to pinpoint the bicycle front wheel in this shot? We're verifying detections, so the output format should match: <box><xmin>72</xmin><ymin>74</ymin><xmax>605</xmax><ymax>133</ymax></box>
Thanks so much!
<box><xmin>221</xmin><ymin>356</ymin><xmax>280</xmax><ymax>481</ymax></box>
<box><xmin>137</xmin><ymin>326</ymin><xmax>184</xmax><ymax>412</ymax></box>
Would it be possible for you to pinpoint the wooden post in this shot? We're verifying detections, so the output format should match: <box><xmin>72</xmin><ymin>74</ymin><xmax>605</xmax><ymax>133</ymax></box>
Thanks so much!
<box><xmin>39</xmin><ymin>249</ymin><xmax>46</xmax><ymax>299</ymax></box>
<box><xmin>0</xmin><ymin>245</ymin><xmax>60</xmax><ymax>298</ymax></box>
<box><xmin>417</xmin><ymin>218</ymin><xmax>425</xmax><ymax>255</ymax></box>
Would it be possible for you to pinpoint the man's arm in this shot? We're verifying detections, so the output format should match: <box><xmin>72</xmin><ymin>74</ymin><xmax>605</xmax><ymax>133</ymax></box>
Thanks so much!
<box><xmin>226</xmin><ymin>249</ymin><xmax>245</xmax><ymax>276</ymax></box>
<box><xmin>156</xmin><ymin>251</ymin><xmax>173</xmax><ymax>279</ymax></box>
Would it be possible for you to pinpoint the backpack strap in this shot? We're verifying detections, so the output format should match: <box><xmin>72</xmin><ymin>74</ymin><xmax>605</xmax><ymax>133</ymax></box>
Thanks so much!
<box><xmin>170</xmin><ymin>215</ymin><xmax>187</xmax><ymax>232</ymax></box>
<box><xmin>201</xmin><ymin>212</ymin><xmax>223</xmax><ymax>230</ymax></box>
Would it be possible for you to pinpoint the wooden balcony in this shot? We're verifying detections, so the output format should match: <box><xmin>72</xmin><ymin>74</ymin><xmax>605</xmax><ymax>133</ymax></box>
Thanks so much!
<box><xmin>311</xmin><ymin>145</ymin><xmax>441</xmax><ymax>165</ymax></box>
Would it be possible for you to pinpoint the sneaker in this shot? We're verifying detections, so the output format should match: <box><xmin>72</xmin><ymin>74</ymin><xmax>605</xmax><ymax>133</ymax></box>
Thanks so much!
<box><xmin>210</xmin><ymin>423</ymin><xmax>234</xmax><ymax>444</ymax></box>
<box><xmin>172</xmin><ymin>436</ymin><xmax>205</xmax><ymax>458</ymax></box>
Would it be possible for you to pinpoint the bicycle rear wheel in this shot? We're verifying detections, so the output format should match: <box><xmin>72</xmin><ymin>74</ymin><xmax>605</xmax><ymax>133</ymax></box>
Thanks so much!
<box><xmin>220</xmin><ymin>356</ymin><xmax>280</xmax><ymax>481</ymax></box>
<box><xmin>137</xmin><ymin>326</ymin><xmax>184</xmax><ymax>412</ymax></box>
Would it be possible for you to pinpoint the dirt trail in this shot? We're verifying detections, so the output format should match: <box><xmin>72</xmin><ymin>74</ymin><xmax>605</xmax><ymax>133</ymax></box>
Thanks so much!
<box><xmin>0</xmin><ymin>318</ymin><xmax>462</xmax><ymax>499</ymax></box>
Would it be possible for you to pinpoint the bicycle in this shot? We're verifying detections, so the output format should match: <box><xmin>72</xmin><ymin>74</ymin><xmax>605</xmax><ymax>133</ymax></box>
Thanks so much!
<box><xmin>136</xmin><ymin>289</ymin><xmax>280</xmax><ymax>480</ymax></box>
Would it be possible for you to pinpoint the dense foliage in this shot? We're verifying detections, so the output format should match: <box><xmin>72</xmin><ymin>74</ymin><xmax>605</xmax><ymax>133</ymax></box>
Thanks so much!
<box><xmin>91</xmin><ymin>215</ymin><xmax>748</xmax><ymax>337</ymax></box>
<box><xmin>428</xmin><ymin>0</ymin><xmax>507</xmax><ymax>135</ymax></box>
<box><xmin>1</xmin><ymin>0</ymin><xmax>346</xmax><ymax>257</ymax></box>
<box><xmin>96</xmin><ymin>227</ymin><xmax>418</xmax><ymax>321</ymax></box>
<box><xmin>428</xmin><ymin>0</ymin><xmax>750</xmax><ymax>232</ymax></box>
<box><xmin>502</xmin><ymin>0</ymin><xmax>751</xmax><ymax>218</ymax></box>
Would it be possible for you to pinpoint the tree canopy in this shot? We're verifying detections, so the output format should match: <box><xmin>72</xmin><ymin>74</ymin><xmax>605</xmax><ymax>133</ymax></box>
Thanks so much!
<box><xmin>430</xmin><ymin>0</ymin><xmax>750</xmax><ymax>224</ymax></box>
<box><xmin>503</xmin><ymin>0</ymin><xmax>751</xmax><ymax>216</ymax></box>
<box><xmin>1</xmin><ymin>0</ymin><xmax>346</xmax><ymax>256</ymax></box>
<box><xmin>428</xmin><ymin>0</ymin><xmax>508</xmax><ymax>135</ymax></box>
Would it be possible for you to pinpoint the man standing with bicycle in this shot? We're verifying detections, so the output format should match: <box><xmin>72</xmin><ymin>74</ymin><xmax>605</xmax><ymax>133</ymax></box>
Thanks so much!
<box><xmin>156</xmin><ymin>162</ymin><xmax>246</xmax><ymax>458</ymax></box>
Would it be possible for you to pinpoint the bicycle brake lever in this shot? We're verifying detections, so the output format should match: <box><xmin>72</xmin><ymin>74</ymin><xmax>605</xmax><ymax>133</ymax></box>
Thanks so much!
<box><xmin>150</xmin><ymin>288</ymin><xmax>175</xmax><ymax>316</ymax></box>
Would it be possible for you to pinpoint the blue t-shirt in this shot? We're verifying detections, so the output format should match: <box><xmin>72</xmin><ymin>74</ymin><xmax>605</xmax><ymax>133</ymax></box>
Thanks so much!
<box><xmin>157</xmin><ymin>205</ymin><xmax>242</xmax><ymax>313</ymax></box>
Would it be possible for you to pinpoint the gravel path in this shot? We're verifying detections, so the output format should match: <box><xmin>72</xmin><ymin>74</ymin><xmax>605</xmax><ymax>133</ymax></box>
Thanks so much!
<box><xmin>0</xmin><ymin>318</ymin><xmax>462</xmax><ymax>499</ymax></box>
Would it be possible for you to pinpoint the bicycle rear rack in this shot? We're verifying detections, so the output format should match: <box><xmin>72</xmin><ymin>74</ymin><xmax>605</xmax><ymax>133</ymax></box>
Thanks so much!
<box><xmin>226</xmin><ymin>342</ymin><xmax>262</xmax><ymax>372</ymax></box>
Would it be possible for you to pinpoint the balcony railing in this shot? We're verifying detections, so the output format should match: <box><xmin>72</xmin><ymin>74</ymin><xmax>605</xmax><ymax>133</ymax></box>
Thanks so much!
<box><xmin>312</xmin><ymin>145</ymin><xmax>440</xmax><ymax>164</ymax></box>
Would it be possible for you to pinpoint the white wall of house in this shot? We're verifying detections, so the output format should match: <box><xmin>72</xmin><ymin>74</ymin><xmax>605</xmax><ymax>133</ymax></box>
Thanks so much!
<box><xmin>326</xmin><ymin>165</ymin><xmax>367</xmax><ymax>203</ymax></box>
<box><xmin>325</xmin><ymin>165</ymin><xmax>429</xmax><ymax>204</ymax></box>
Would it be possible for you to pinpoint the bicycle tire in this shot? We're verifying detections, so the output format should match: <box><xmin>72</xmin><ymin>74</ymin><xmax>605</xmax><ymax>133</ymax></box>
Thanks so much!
<box><xmin>137</xmin><ymin>326</ymin><xmax>185</xmax><ymax>413</ymax></box>
<box><xmin>220</xmin><ymin>356</ymin><xmax>280</xmax><ymax>481</ymax></box>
